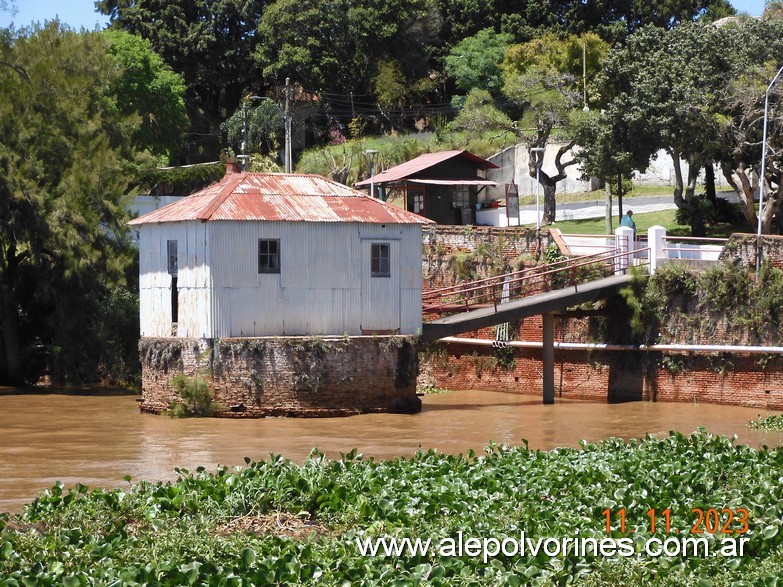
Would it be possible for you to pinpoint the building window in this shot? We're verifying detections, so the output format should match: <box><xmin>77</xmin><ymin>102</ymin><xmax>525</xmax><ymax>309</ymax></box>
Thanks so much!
<box><xmin>258</xmin><ymin>239</ymin><xmax>280</xmax><ymax>273</ymax></box>
<box><xmin>371</xmin><ymin>243</ymin><xmax>390</xmax><ymax>277</ymax></box>
<box><xmin>409</xmin><ymin>188</ymin><xmax>425</xmax><ymax>214</ymax></box>
<box><xmin>167</xmin><ymin>240</ymin><xmax>178</xmax><ymax>275</ymax></box>
<box><xmin>453</xmin><ymin>185</ymin><xmax>473</xmax><ymax>209</ymax></box>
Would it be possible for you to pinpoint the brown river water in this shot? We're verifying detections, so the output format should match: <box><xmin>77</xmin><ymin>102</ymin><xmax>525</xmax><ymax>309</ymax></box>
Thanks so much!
<box><xmin>2</xmin><ymin>389</ymin><xmax>783</xmax><ymax>513</ymax></box>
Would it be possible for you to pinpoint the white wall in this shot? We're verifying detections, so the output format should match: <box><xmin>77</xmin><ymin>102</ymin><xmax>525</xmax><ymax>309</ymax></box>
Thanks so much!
<box><xmin>138</xmin><ymin>221</ymin><xmax>211</xmax><ymax>337</ymax></box>
<box><xmin>204</xmin><ymin>221</ymin><xmax>423</xmax><ymax>337</ymax></box>
<box><xmin>486</xmin><ymin>144</ymin><xmax>595</xmax><ymax>201</ymax></box>
<box><xmin>485</xmin><ymin>144</ymin><xmax>741</xmax><ymax>199</ymax></box>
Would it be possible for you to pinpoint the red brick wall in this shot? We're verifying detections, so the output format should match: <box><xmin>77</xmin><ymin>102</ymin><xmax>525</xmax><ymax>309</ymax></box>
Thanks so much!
<box><xmin>719</xmin><ymin>233</ymin><xmax>783</xmax><ymax>269</ymax></box>
<box><xmin>422</xmin><ymin>226</ymin><xmax>551</xmax><ymax>291</ymax></box>
<box><xmin>421</xmin><ymin>342</ymin><xmax>783</xmax><ymax>409</ymax></box>
<box><xmin>139</xmin><ymin>336</ymin><xmax>420</xmax><ymax>417</ymax></box>
<box><xmin>423</xmin><ymin>225</ymin><xmax>548</xmax><ymax>258</ymax></box>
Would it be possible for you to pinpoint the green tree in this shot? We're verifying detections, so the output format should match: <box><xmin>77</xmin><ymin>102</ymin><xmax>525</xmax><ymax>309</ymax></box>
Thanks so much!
<box><xmin>444</xmin><ymin>28</ymin><xmax>512</xmax><ymax>100</ymax></box>
<box><xmin>103</xmin><ymin>29</ymin><xmax>188</xmax><ymax>160</ymax></box>
<box><xmin>448</xmin><ymin>88</ymin><xmax>516</xmax><ymax>137</ymax></box>
<box><xmin>0</xmin><ymin>23</ymin><xmax>143</xmax><ymax>384</ymax></box>
<box><xmin>97</xmin><ymin>0</ymin><xmax>268</xmax><ymax>163</ymax></box>
<box><xmin>221</xmin><ymin>97</ymin><xmax>284</xmax><ymax>158</ymax></box>
<box><xmin>582</xmin><ymin>24</ymin><xmax>719</xmax><ymax>234</ymax></box>
<box><xmin>715</xmin><ymin>16</ymin><xmax>783</xmax><ymax>233</ymax></box>
<box><xmin>436</xmin><ymin>0</ymin><xmax>735</xmax><ymax>50</ymax></box>
<box><xmin>587</xmin><ymin>17</ymin><xmax>783</xmax><ymax>234</ymax></box>
<box><xmin>254</xmin><ymin>0</ymin><xmax>437</xmax><ymax>99</ymax></box>
<box><xmin>501</xmin><ymin>32</ymin><xmax>608</xmax><ymax>224</ymax></box>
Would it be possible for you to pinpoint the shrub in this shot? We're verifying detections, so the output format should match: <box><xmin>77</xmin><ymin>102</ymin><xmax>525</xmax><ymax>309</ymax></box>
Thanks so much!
<box><xmin>168</xmin><ymin>373</ymin><xmax>220</xmax><ymax>417</ymax></box>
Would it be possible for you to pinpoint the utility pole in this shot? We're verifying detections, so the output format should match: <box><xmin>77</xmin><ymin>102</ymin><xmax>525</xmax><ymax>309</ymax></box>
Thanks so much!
<box><xmin>583</xmin><ymin>40</ymin><xmax>588</xmax><ymax>111</ymax></box>
<box><xmin>242</xmin><ymin>100</ymin><xmax>249</xmax><ymax>170</ymax></box>
<box><xmin>284</xmin><ymin>77</ymin><xmax>292</xmax><ymax>173</ymax></box>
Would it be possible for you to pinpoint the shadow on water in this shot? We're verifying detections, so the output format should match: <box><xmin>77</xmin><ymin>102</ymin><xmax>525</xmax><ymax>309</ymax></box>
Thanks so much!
<box><xmin>0</xmin><ymin>385</ymin><xmax>139</xmax><ymax>397</ymax></box>
<box><xmin>420</xmin><ymin>399</ymin><xmax>545</xmax><ymax>411</ymax></box>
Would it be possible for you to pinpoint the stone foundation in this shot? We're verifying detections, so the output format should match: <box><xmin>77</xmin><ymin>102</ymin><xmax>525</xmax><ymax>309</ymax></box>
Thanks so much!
<box><xmin>139</xmin><ymin>336</ymin><xmax>421</xmax><ymax>417</ymax></box>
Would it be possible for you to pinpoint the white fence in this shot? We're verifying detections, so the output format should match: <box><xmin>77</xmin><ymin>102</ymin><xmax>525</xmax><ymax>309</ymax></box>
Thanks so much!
<box><xmin>556</xmin><ymin>226</ymin><xmax>726</xmax><ymax>274</ymax></box>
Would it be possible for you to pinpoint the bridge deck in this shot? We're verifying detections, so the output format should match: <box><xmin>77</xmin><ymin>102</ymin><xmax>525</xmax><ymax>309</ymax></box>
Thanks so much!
<box><xmin>421</xmin><ymin>274</ymin><xmax>633</xmax><ymax>341</ymax></box>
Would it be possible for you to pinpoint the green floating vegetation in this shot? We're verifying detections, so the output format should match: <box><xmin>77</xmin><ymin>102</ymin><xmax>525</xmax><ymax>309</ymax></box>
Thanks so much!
<box><xmin>748</xmin><ymin>414</ymin><xmax>783</xmax><ymax>431</ymax></box>
<box><xmin>416</xmin><ymin>384</ymin><xmax>451</xmax><ymax>395</ymax></box>
<box><xmin>2</xmin><ymin>431</ymin><xmax>783</xmax><ymax>586</ymax></box>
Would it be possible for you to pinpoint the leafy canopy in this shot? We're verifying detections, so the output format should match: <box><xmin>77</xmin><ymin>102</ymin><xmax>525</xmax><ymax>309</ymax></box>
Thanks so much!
<box><xmin>444</xmin><ymin>28</ymin><xmax>513</xmax><ymax>99</ymax></box>
<box><xmin>103</xmin><ymin>29</ymin><xmax>188</xmax><ymax>160</ymax></box>
<box><xmin>0</xmin><ymin>23</ymin><xmax>147</xmax><ymax>384</ymax></box>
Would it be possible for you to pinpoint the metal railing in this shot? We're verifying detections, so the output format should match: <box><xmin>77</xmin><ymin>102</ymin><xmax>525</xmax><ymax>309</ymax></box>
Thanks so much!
<box><xmin>423</xmin><ymin>247</ymin><xmax>650</xmax><ymax>315</ymax></box>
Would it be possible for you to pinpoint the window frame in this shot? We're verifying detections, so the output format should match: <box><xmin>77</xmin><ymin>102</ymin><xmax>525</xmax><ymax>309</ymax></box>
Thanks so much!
<box><xmin>258</xmin><ymin>238</ymin><xmax>281</xmax><ymax>274</ymax></box>
<box><xmin>409</xmin><ymin>187</ymin><xmax>425</xmax><ymax>214</ymax></box>
<box><xmin>167</xmin><ymin>240</ymin><xmax>178</xmax><ymax>276</ymax></box>
<box><xmin>370</xmin><ymin>242</ymin><xmax>391</xmax><ymax>278</ymax></box>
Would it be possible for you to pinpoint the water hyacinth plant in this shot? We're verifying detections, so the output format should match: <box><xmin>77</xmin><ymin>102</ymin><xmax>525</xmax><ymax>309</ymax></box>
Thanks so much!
<box><xmin>1</xmin><ymin>431</ymin><xmax>783</xmax><ymax>585</ymax></box>
<box><xmin>748</xmin><ymin>414</ymin><xmax>783</xmax><ymax>431</ymax></box>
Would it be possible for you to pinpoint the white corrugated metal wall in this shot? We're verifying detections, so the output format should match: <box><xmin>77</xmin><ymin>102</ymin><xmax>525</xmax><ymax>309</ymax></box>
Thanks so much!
<box><xmin>207</xmin><ymin>221</ymin><xmax>423</xmax><ymax>337</ymax></box>
<box><xmin>139</xmin><ymin>220</ymin><xmax>423</xmax><ymax>338</ymax></box>
<box><xmin>138</xmin><ymin>222</ymin><xmax>211</xmax><ymax>337</ymax></box>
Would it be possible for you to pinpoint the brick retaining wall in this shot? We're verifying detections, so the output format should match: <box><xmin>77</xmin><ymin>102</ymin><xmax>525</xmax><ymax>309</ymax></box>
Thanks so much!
<box><xmin>139</xmin><ymin>336</ymin><xmax>420</xmax><ymax>417</ymax></box>
<box><xmin>719</xmin><ymin>233</ymin><xmax>783</xmax><ymax>269</ymax></box>
<box><xmin>422</xmin><ymin>226</ymin><xmax>550</xmax><ymax>291</ymax></box>
<box><xmin>421</xmin><ymin>342</ymin><xmax>783</xmax><ymax>409</ymax></box>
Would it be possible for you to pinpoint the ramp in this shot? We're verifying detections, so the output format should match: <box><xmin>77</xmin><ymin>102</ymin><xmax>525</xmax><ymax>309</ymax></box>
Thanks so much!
<box><xmin>421</xmin><ymin>274</ymin><xmax>633</xmax><ymax>341</ymax></box>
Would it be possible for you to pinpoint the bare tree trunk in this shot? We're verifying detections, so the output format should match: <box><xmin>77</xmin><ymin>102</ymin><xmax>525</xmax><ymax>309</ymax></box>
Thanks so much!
<box><xmin>760</xmin><ymin>169</ymin><xmax>782</xmax><ymax>234</ymax></box>
<box><xmin>605</xmin><ymin>180</ymin><xmax>613</xmax><ymax>235</ymax></box>
<box><xmin>705</xmin><ymin>163</ymin><xmax>716</xmax><ymax>205</ymax></box>
<box><xmin>542</xmin><ymin>182</ymin><xmax>557</xmax><ymax>224</ymax></box>
<box><xmin>528</xmin><ymin>141</ymin><xmax>578</xmax><ymax>225</ymax></box>
<box><xmin>720</xmin><ymin>161</ymin><xmax>741</xmax><ymax>194</ymax></box>
<box><xmin>685</xmin><ymin>163</ymin><xmax>699</xmax><ymax>201</ymax></box>
<box><xmin>667</xmin><ymin>147</ymin><xmax>685</xmax><ymax>209</ymax></box>
<box><xmin>683</xmin><ymin>163</ymin><xmax>705</xmax><ymax>236</ymax></box>
<box><xmin>731</xmin><ymin>163</ymin><xmax>758</xmax><ymax>226</ymax></box>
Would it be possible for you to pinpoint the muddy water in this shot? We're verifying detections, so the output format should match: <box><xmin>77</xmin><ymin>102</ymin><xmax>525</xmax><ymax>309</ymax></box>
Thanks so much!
<box><xmin>2</xmin><ymin>389</ymin><xmax>783</xmax><ymax>513</ymax></box>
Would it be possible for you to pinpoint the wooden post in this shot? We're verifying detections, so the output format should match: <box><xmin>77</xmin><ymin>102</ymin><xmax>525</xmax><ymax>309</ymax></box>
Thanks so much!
<box><xmin>543</xmin><ymin>312</ymin><xmax>555</xmax><ymax>404</ymax></box>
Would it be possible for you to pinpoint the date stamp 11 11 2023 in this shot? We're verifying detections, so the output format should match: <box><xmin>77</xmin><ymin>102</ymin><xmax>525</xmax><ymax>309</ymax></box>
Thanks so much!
<box><xmin>602</xmin><ymin>507</ymin><xmax>750</xmax><ymax>535</ymax></box>
<box><xmin>602</xmin><ymin>507</ymin><xmax>751</xmax><ymax>558</ymax></box>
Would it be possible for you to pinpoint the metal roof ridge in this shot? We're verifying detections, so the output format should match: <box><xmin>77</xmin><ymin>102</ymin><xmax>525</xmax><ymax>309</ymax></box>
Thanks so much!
<box><xmin>196</xmin><ymin>173</ymin><xmax>247</xmax><ymax>221</ymax></box>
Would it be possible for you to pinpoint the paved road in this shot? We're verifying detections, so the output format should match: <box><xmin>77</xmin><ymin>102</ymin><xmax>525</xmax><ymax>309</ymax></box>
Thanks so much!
<box><xmin>516</xmin><ymin>191</ymin><xmax>739</xmax><ymax>224</ymax></box>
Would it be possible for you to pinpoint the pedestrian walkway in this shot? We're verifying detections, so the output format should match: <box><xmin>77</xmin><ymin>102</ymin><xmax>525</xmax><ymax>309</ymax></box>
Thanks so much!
<box><xmin>518</xmin><ymin>202</ymin><xmax>677</xmax><ymax>224</ymax></box>
<box><xmin>512</xmin><ymin>191</ymin><xmax>738</xmax><ymax>226</ymax></box>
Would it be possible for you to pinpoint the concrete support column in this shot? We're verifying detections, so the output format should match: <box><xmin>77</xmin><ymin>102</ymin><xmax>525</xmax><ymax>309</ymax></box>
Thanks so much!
<box><xmin>615</xmin><ymin>226</ymin><xmax>634</xmax><ymax>273</ymax></box>
<box><xmin>542</xmin><ymin>312</ymin><xmax>555</xmax><ymax>404</ymax></box>
<box><xmin>648</xmin><ymin>225</ymin><xmax>666</xmax><ymax>274</ymax></box>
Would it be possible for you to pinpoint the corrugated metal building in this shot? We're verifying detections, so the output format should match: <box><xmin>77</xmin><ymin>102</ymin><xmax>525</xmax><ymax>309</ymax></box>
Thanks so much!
<box><xmin>129</xmin><ymin>164</ymin><xmax>432</xmax><ymax>338</ymax></box>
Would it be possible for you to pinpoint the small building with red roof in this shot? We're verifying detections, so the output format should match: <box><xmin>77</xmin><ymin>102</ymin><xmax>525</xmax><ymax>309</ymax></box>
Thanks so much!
<box><xmin>356</xmin><ymin>150</ymin><xmax>498</xmax><ymax>225</ymax></box>
<box><xmin>129</xmin><ymin>164</ymin><xmax>430</xmax><ymax>416</ymax></box>
<box><xmin>130</xmin><ymin>163</ymin><xmax>431</xmax><ymax>339</ymax></box>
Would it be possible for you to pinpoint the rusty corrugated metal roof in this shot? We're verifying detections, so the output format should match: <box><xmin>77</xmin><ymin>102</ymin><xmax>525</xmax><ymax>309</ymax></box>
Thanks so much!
<box><xmin>129</xmin><ymin>172</ymin><xmax>432</xmax><ymax>225</ymax></box>
<box><xmin>355</xmin><ymin>150</ymin><xmax>499</xmax><ymax>187</ymax></box>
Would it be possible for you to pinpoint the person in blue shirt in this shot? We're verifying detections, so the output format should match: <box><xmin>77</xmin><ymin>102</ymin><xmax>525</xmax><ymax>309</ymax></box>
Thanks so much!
<box><xmin>620</xmin><ymin>210</ymin><xmax>636</xmax><ymax>232</ymax></box>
